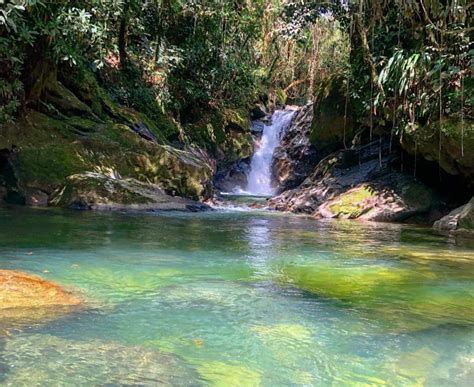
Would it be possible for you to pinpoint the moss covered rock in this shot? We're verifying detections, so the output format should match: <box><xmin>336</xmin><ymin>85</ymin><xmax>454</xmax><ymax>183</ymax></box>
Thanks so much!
<box><xmin>185</xmin><ymin>108</ymin><xmax>253</xmax><ymax>167</ymax></box>
<box><xmin>319</xmin><ymin>178</ymin><xmax>435</xmax><ymax>222</ymax></box>
<box><xmin>310</xmin><ymin>76</ymin><xmax>353</xmax><ymax>155</ymax></box>
<box><xmin>402</xmin><ymin>118</ymin><xmax>474</xmax><ymax>185</ymax></box>
<box><xmin>49</xmin><ymin>172</ymin><xmax>210</xmax><ymax>212</ymax></box>
<box><xmin>0</xmin><ymin>78</ymin><xmax>214</xmax><ymax>205</ymax></box>
<box><xmin>269</xmin><ymin>140</ymin><xmax>437</xmax><ymax>222</ymax></box>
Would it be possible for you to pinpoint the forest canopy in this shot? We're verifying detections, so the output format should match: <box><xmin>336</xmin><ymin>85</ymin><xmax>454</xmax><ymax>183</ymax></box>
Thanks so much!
<box><xmin>0</xmin><ymin>0</ymin><xmax>472</xmax><ymax>146</ymax></box>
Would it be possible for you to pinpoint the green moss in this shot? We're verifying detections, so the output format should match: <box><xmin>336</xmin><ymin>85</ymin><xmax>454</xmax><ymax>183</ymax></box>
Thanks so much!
<box><xmin>18</xmin><ymin>145</ymin><xmax>86</xmax><ymax>188</ymax></box>
<box><xmin>328</xmin><ymin>185</ymin><xmax>376</xmax><ymax>217</ymax></box>
<box><xmin>310</xmin><ymin>76</ymin><xmax>353</xmax><ymax>152</ymax></box>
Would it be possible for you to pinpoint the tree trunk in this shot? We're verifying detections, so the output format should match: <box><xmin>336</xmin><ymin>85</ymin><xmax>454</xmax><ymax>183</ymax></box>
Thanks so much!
<box><xmin>119</xmin><ymin>1</ymin><xmax>130</xmax><ymax>68</ymax></box>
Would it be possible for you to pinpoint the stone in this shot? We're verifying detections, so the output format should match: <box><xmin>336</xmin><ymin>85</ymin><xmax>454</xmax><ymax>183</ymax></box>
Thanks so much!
<box><xmin>269</xmin><ymin>139</ymin><xmax>437</xmax><ymax>222</ymax></box>
<box><xmin>402</xmin><ymin>118</ymin><xmax>474</xmax><ymax>186</ymax></box>
<box><xmin>49</xmin><ymin>172</ymin><xmax>211</xmax><ymax>212</ymax></box>
<box><xmin>433</xmin><ymin>197</ymin><xmax>474</xmax><ymax>233</ymax></box>
<box><xmin>24</xmin><ymin>189</ymin><xmax>49</xmax><ymax>207</ymax></box>
<box><xmin>310</xmin><ymin>76</ymin><xmax>353</xmax><ymax>156</ymax></box>
<box><xmin>0</xmin><ymin>270</ymin><xmax>82</xmax><ymax>326</ymax></box>
<box><xmin>272</xmin><ymin>104</ymin><xmax>318</xmax><ymax>192</ymax></box>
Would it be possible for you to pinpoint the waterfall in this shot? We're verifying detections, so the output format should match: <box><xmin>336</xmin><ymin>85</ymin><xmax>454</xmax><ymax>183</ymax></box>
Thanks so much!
<box><xmin>244</xmin><ymin>109</ymin><xmax>296</xmax><ymax>196</ymax></box>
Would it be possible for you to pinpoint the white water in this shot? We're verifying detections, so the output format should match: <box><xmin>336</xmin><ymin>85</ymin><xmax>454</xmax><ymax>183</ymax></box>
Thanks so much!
<box><xmin>244</xmin><ymin>109</ymin><xmax>296</xmax><ymax>196</ymax></box>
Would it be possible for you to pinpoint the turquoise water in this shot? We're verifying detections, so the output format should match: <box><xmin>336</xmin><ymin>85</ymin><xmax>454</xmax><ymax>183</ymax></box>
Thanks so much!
<box><xmin>0</xmin><ymin>206</ymin><xmax>473</xmax><ymax>385</ymax></box>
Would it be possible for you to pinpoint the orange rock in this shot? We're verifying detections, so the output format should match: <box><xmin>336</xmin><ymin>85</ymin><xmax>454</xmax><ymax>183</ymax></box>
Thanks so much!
<box><xmin>0</xmin><ymin>270</ymin><xmax>82</xmax><ymax>309</ymax></box>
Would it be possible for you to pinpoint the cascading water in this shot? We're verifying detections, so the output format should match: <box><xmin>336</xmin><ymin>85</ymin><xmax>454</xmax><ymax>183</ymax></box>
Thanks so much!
<box><xmin>245</xmin><ymin>109</ymin><xmax>296</xmax><ymax>196</ymax></box>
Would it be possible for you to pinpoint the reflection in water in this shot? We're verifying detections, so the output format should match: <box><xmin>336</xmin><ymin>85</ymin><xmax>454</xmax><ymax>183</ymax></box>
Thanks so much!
<box><xmin>0</xmin><ymin>207</ymin><xmax>473</xmax><ymax>385</ymax></box>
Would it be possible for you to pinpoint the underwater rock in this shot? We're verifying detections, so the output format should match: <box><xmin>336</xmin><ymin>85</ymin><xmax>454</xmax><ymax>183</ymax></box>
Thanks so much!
<box><xmin>279</xmin><ymin>263</ymin><xmax>474</xmax><ymax>332</ymax></box>
<box><xmin>0</xmin><ymin>270</ymin><xmax>82</xmax><ymax>326</ymax></box>
<box><xmin>49</xmin><ymin>172</ymin><xmax>211</xmax><ymax>212</ymax></box>
<box><xmin>272</xmin><ymin>104</ymin><xmax>318</xmax><ymax>192</ymax></box>
<box><xmin>434</xmin><ymin>197</ymin><xmax>474</xmax><ymax>233</ymax></box>
<box><xmin>197</xmin><ymin>360</ymin><xmax>262</xmax><ymax>387</ymax></box>
<box><xmin>3</xmin><ymin>334</ymin><xmax>198</xmax><ymax>385</ymax></box>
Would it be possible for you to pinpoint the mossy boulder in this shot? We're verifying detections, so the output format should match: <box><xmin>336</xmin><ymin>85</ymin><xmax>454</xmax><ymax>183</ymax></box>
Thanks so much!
<box><xmin>310</xmin><ymin>76</ymin><xmax>353</xmax><ymax>155</ymax></box>
<box><xmin>50</xmin><ymin>172</ymin><xmax>210</xmax><ymax>212</ymax></box>
<box><xmin>402</xmin><ymin>118</ymin><xmax>474</xmax><ymax>185</ymax></box>
<box><xmin>433</xmin><ymin>197</ymin><xmax>474</xmax><ymax>233</ymax></box>
<box><xmin>319</xmin><ymin>178</ymin><xmax>435</xmax><ymax>222</ymax></box>
<box><xmin>1</xmin><ymin>104</ymin><xmax>213</xmax><ymax>203</ymax></box>
<box><xmin>185</xmin><ymin>108</ymin><xmax>253</xmax><ymax>167</ymax></box>
<box><xmin>269</xmin><ymin>140</ymin><xmax>437</xmax><ymax>222</ymax></box>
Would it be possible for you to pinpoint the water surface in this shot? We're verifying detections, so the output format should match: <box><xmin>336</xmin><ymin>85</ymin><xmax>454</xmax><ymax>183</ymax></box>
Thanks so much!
<box><xmin>0</xmin><ymin>207</ymin><xmax>473</xmax><ymax>385</ymax></box>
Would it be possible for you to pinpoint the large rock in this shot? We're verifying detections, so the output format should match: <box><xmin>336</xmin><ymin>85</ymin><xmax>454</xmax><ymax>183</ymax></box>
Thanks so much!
<box><xmin>272</xmin><ymin>104</ymin><xmax>318</xmax><ymax>192</ymax></box>
<box><xmin>0</xmin><ymin>270</ymin><xmax>82</xmax><ymax>326</ymax></box>
<box><xmin>268</xmin><ymin>140</ymin><xmax>437</xmax><ymax>222</ymax></box>
<box><xmin>433</xmin><ymin>198</ymin><xmax>474</xmax><ymax>233</ymax></box>
<box><xmin>0</xmin><ymin>110</ymin><xmax>214</xmax><ymax>204</ymax></box>
<box><xmin>0</xmin><ymin>72</ymin><xmax>214</xmax><ymax>206</ymax></box>
<box><xmin>402</xmin><ymin>118</ymin><xmax>474</xmax><ymax>186</ymax></box>
<box><xmin>49</xmin><ymin>172</ymin><xmax>210</xmax><ymax>212</ymax></box>
<box><xmin>310</xmin><ymin>76</ymin><xmax>353</xmax><ymax>155</ymax></box>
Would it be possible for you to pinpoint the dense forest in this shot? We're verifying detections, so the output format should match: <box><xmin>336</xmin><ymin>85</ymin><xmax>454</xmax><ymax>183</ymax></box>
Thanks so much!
<box><xmin>0</xmin><ymin>0</ymin><xmax>472</xmax><ymax>219</ymax></box>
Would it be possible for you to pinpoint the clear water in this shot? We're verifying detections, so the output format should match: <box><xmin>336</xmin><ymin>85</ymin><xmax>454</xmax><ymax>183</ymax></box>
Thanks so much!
<box><xmin>0</xmin><ymin>206</ymin><xmax>473</xmax><ymax>386</ymax></box>
<box><xmin>245</xmin><ymin>110</ymin><xmax>296</xmax><ymax>196</ymax></box>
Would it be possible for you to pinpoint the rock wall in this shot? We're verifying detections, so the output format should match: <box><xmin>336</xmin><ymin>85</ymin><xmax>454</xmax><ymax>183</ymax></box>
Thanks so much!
<box><xmin>0</xmin><ymin>72</ymin><xmax>215</xmax><ymax>208</ymax></box>
<box><xmin>272</xmin><ymin>104</ymin><xmax>318</xmax><ymax>192</ymax></box>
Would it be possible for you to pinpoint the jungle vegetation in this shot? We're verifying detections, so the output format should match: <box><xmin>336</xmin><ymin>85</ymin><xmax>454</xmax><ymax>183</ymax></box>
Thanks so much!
<box><xmin>0</xmin><ymin>0</ymin><xmax>472</xmax><ymax>148</ymax></box>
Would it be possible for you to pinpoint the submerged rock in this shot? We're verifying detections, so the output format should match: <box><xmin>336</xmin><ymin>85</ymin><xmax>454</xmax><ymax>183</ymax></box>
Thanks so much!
<box><xmin>272</xmin><ymin>104</ymin><xmax>318</xmax><ymax>192</ymax></box>
<box><xmin>49</xmin><ymin>172</ymin><xmax>210</xmax><ymax>212</ymax></box>
<box><xmin>0</xmin><ymin>270</ymin><xmax>82</xmax><ymax>326</ymax></box>
<box><xmin>433</xmin><ymin>197</ymin><xmax>474</xmax><ymax>233</ymax></box>
<box><xmin>3</xmin><ymin>334</ymin><xmax>198</xmax><ymax>385</ymax></box>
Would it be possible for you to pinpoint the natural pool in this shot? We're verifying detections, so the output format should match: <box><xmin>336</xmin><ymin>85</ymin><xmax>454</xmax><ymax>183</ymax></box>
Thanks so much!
<box><xmin>0</xmin><ymin>206</ymin><xmax>473</xmax><ymax>386</ymax></box>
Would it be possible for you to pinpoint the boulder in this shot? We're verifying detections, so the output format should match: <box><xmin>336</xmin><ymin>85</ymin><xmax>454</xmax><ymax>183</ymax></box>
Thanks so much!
<box><xmin>310</xmin><ymin>76</ymin><xmax>353</xmax><ymax>155</ymax></box>
<box><xmin>433</xmin><ymin>198</ymin><xmax>474</xmax><ymax>233</ymax></box>
<box><xmin>402</xmin><ymin>118</ymin><xmax>474</xmax><ymax>186</ymax></box>
<box><xmin>269</xmin><ymin>140</ymin><xmax>437</xmax><ymax>222</ymax></box>
<box><xmin>49</xmin><ymin>172</ymin><xmax>210</xmax><ymax>212</ymax></box>
<box><xmin>0</xmin><ymin>111</ymin><xmax>214</xmax><ymax>203</ymax></box>
<box><xmin>272</xmin><ymin>104</ymin><xmax>318</xmax><ymax>192</ymax></box>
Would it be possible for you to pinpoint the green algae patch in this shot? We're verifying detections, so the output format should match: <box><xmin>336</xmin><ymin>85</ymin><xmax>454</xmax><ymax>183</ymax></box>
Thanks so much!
<box><xmin>197</xmin><ymin>361</ymin><xmax>262</xmax><ymax>387</ymax></box>
<box><xmin>251</xmin><ymin>324</ymin><xmax>312</xmax><ymax>342</ymax></box>
<box><xmin>280</xmin><ymin>263</ymin><xmax>474</xmax><ymax>332</ymax></box>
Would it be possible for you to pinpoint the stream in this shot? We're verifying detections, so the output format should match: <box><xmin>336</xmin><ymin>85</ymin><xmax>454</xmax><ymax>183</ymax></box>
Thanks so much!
<box><xmin>0</xmin><ymin>206</ymin><xmax>473</xmax><ymax>385</ymax></box>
